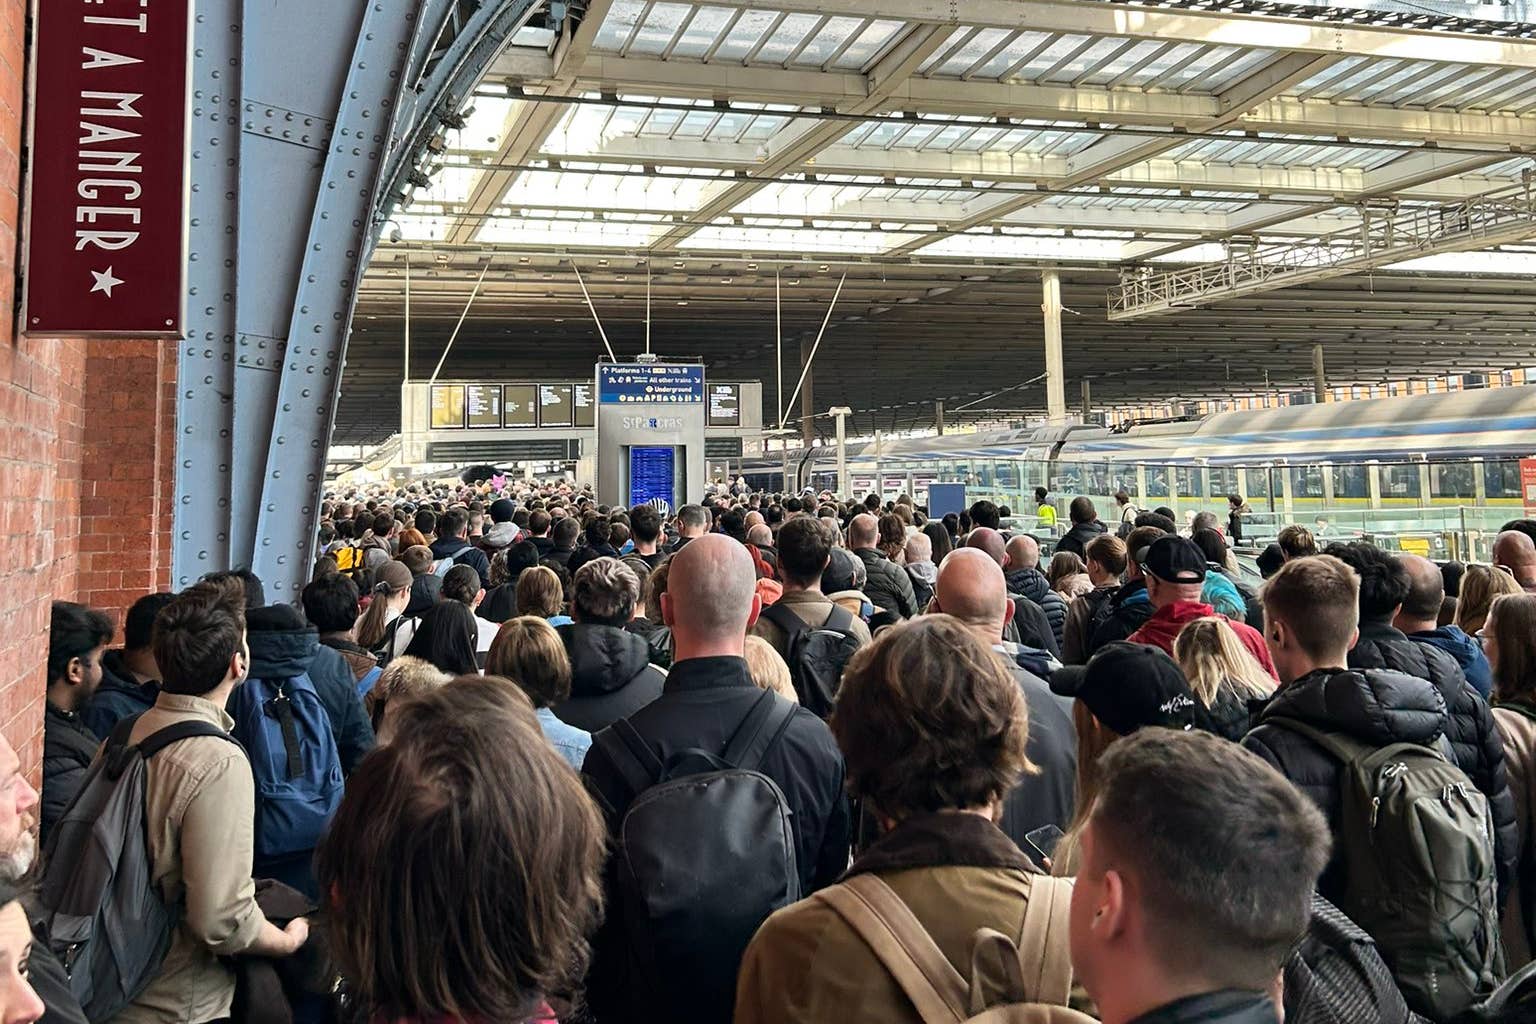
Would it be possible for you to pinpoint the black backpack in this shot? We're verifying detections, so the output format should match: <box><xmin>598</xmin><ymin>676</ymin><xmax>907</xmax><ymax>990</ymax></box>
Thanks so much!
<box><xmin>758</xmin><ymin>603</ymin><xmax>861</xmax><ymax>718</ymax></box>
<box><xmin>593</xmin><ymin>690</ymin><xmax>801</xmax><ymax>1022</ymax></box>
<box><xmin>38</xmin><ymin>717</ymin><xmax>240</xmax><ymax>1022</ymax></box>
<box><xmin>1284</xmin><ymin>894</ymin><xmax>1421</xmax><ymax>1024</ymax></box>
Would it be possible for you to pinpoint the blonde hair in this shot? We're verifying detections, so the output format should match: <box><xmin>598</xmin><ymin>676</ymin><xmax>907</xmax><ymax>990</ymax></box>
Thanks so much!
<box><xmin>743</xmin><ymin>636</ymin><xmax>798</xmax><ymax>704</ymax></box>
<box><xmin>1174</xmin><ymin>616</ymin><xmax>1276</xmax><ymax>706</ymax></box>
<box><xmin>486</xmin><ymin>617</ymin><xmax>572</xmax><ymax>709</ymax></box>
<box><xmin>1052</xmin><ymin>701</ymin><xmax>1119</xmax><ymax>878</ymax></box>
<box><xmin>365</xmin><ymin>655</ymin><xmax>452</xmax><ymax>742</ymax></box>
<box><xmin>1457</xmin><ymin>563</ymin><xmax>1522</xmax><ymax>636</ymax></box>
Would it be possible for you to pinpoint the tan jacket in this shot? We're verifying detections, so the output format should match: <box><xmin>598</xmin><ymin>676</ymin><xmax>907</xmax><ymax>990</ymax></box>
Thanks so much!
<box><xmin>111</xmin><ymin>692</ymin><xmax>268</xmax><ymax>1024</ymax></box>
<box><xmin>750</xmin><ymin>588</ymin><xmax>872</xmax><ymax>660</ymax></box>
<box><xmin>1494</xmin><ymin>703</ymin><xmax>1536</xmax><ymax>970</ymax></box>
<box><xmin>735</xmin><ymin>813</ymin><xmax>1089</xmax><ymax>1024</ymax></box>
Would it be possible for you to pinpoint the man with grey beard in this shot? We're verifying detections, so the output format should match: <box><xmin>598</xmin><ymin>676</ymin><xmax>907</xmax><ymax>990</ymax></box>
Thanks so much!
<box><xmin>0</xmin><ymin>731</ymin><xmax>87</xmax><ymax>1024</ymax></box>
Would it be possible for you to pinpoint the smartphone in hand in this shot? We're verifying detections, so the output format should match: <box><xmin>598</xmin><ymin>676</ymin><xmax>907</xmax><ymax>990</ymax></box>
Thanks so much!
<box><xmin>1025</xmin><ymin>824</ymin><xmax>1065</xmax><ymax>866</ymax></box>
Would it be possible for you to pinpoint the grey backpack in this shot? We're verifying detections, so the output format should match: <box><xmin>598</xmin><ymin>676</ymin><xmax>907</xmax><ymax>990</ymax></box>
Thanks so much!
<box><xmin>1272</xmin><ymin>718</ymin><xmax>1504</xmax><ymax>1022</ymax></box>
<box><xmin>38</xmin><ymin>716</ymin><xmax>238</xmax><ymax>1022</ymax></box>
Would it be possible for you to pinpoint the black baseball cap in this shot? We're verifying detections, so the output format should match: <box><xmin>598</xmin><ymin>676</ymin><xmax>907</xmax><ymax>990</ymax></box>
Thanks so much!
<box><xmin>1140</xmin><ymin>535</ymin><xmax>1208</xmax><ymax>584</ymax></box>
<box><xmin>1050</xmin><ymin>642</ymin><xmax>1215</xmax><ymax>737</ymax></box>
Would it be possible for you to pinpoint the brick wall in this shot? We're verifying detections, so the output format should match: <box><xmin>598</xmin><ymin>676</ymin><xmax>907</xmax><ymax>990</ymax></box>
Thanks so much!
<box><xmin>0</xmin><ymin>0</ymin><xmax>177</xmax><ymax>778</ymax></box>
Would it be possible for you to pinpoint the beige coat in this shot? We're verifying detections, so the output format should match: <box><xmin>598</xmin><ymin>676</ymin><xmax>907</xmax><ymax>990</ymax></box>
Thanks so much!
<box><xmin>1493</xmin><ymin>704</ymin><xmax>1536</xmax><ymax>970</ymax></box>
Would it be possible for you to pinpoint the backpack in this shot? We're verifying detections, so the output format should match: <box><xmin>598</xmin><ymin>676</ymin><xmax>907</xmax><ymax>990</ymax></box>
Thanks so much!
<box><xmin>432</xmin><ymin>547</ymin><xmax>472</xmax><ymax>578</ymax></box>
<box><xmin>369</xmin><ymin>613</ymin><xmax>417</xmax><ymax>669</ymax></box>
<box><xmin>1270</xmin><ymin>718</ymin><xmax>1504</xmax><ymax>1021</ymax></box>
<box><xmin>1452</xmin><ymin>959</ymin><xmax>1536</xmax><ymax>1024</ymax></box>
<box><xmin>332</xmin><ymin>542</ymin><xmax>363</xmax><ymax>579</ymax></box>
<box><xmin>816</xmin><ymin>872</ymin><xmax>1095</xmax><ymax>1023</ymax></box>
<box><xmin>593</xmin><ymin>689</ymin><xmax>800</xmax><ymax>1022</ymax></box>
<box><xmin>229</xmin><ymin>672</ymin><xmax>345</xmax><ymax>861</ymax></box>
<box><xmin>1283</xmin><ymin>894</ymin><xmax>1420</xmax><ymax>1024</ymax></box>
<box><xmin>38</xmin><ymin>717</ymin><xmax>240</xmax><ymax>1022</ymax></box>
<box><xmin>758</xmin><ymin>603</ymin><xmax>861</xmax><ymax>718</ymax></box>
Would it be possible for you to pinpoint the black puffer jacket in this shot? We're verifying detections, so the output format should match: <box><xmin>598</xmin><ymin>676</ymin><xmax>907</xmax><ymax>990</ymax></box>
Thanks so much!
<box><xmin>853</xmin><ymin>547</ymin><xmax>919</xmax><ymax>619</ymax></box>
<box><xmin>1347</xmin><ymin>620</ymin><xmax>1519</xmax><ymax>902</ymax></box>
<box><xmin>42</xmin><ymin>703</ymin><xmax>99</xmax><ymax>847</ymax></box>
<box><xmin>553</xmin><ymin>622</ymin><xmax>665</xmax><ymax>732</ymax></box>
<box><xmin>1055</xmin><ymin>520</ymin><xmax>1107</xmax><ymax>559</ymax></box>
<box><xmin>1244</xmin><ymin>667</ymin><xmax>1446</xmax><ymax>902</ymax></box>
<box><xmin>1005</xmin><ymin>567</ymin><xmax>1068</xmax><ymax>648</ymax></box>
<box><xmin>1087</xmin><ymin>578</ymin><xmax>1153</xmax><ymax>655</ymax></box>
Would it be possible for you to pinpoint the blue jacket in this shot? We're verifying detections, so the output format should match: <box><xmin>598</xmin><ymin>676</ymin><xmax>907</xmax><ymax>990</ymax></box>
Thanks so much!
<box><xmin>1410</xmin><ymin>625</ymin><xmax>1493</xmax><ymax>699</ymax></box>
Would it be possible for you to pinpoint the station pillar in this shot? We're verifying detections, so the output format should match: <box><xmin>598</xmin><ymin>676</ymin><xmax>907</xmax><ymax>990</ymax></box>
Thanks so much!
<box><xmin>934</xmin><ymin>400</ymin><xmax>945</xmax><ymax>436</ymax></box>
<box><xmin>1312</xmin><ymin>344</ymin><xmax>1328</xmax><ymax>403</ymax></box>
<box><xmin>1080</xmin><ymin>379</ymin><xmax>1092</xmax><ymax>420</ymax></box>
<box><xmin>1042</xmin><ymin>270</ymin><xmax>1067</xmax><ymax>424</ymax></box>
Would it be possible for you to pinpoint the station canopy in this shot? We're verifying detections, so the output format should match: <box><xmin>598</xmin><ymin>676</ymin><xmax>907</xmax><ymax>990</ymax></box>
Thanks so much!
<box><xmin>345</xmin><ymin>0</ymin><xmax>1536</xmax><ymax>443</ymax></box>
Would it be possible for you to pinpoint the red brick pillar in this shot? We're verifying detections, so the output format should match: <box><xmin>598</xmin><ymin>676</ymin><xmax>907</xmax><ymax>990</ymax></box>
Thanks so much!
<box><xmin>77</xmin><ymin>340</ymin><xmax>179</xmax><ymax>629</ymax></box>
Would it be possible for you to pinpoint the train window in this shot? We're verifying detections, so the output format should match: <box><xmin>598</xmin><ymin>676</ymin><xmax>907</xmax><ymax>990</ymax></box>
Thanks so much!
<box><xmin>1145</xmin><ymin>465</ymin><xmax>1170</xmax><ymax>498</ymax></box>
<box><xmin>1485</xmin><ymin>460</ymin><xmax>1521</xmax><ymax>500</ymax></box>
<box><xmin>1382</xmin><ymin>465</ymin><xmax>1422</xmax><ymax>499</ymax></box>
<box><xmin>1289</xmin><ymin>465</ymin><xmax>1325</xmax><ymax>499</ymax></box>
<box><xmin>1430</xmin><ymin>463</ymin><xmax>1476</xmax><ymax>500</ymax></box>
<box><xmin>1109</xmin><ymin>465</ymin><xmax>1138</xmax><ymax>496</ymax></box>
<box><xmin>995</xmin><ymin>460</ymin><xmax>1020</xmax><ymax>490</ymax></box>
<box><xmin>1175</xmin><ymin>466</ymin><xmax>1201</xmax><ymax>500</ymax></box>
<box><xmin>1209</xmin><ymin>466</ymin><xmax>1240</xmax><ymax>499</ymax></box>
<box><xmin>1331</xmin><ymin>464</ymin><xmax>1368</xmax><ymax>499</ymax></box>
<box><xmin>1057</xmin><ymin>461</ymin><xmax>1085</xmax><ymax>496</ymax></box>
<box><xmin>1244</xmin><ymin>467</ymin><xmax>1273</xmax><ymax>500</ymax></box>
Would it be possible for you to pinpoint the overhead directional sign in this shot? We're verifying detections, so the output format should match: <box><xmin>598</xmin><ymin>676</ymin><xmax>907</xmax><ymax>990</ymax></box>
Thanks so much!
<box><xmin>598</xmin><ymin>363</ymin><xmax>705</xmax><ymax>404</ymax></box>
<box><xmin>24</xmin><ymin>0</ymin><xmax>192</xmax><ymax>336</ymax></box>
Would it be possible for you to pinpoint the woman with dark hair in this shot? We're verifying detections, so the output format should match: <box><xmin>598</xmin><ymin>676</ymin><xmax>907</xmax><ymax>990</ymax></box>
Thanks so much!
<box><xmin>921</xmin><ymin>520</ymin><xmax>953</xmax><ymax>566</ymax></box>
<box><xmin>736</xmin><ymin>616</ymin><xmax>1085</xmax><ymax>1023</ymax></box>
<box><xmin>317</xmin><ymin>679</ymin><xmax>605</xmax><ymax>1024</ymax></box>
<box><xmin>876</xmin><ymin>514</ymin><xmax>906</xmax><ymax>564</ymax></box>
<box><xmin>0</xmin><ymin>879</ymin><xmax>43</xmax><ymax>1024</ymax></box>
<box><xmin>401</xmin><ymin>601</ymin><xmax>480</xmax><ymax>675</ymax></box>
<box><xmin>486</xmin><ymin>616</ymin><xmax>590</xmax><ymax>770</ymax></box>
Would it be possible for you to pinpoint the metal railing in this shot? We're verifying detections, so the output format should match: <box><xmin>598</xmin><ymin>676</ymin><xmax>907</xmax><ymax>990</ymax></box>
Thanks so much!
<box><xmin>1108</xmin><ymin>171</ymin><xmax>1536</xmax><ymax>320</ymax></box>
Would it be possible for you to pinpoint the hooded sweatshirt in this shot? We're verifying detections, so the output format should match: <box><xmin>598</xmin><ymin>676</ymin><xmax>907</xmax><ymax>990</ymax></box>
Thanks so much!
<box><xmin>81</xmin><ymin>648</ymin><xmax>161</xmax><ymax>741</ymax></box>
<box><xmin>551</xmin><ymin>622</ymin><xmax>665</xmax><ymax>733</ymax></box>
<box><xmin>1410</xmin><ymin>625</ymin><xmax>1493</xmax><ymax>699</ymax></box>
<box><xmin>478</xmin><ymin>520</ymin><xmax>520</xmax><ymax>553</ymax></box>
<box><xmin>243</xmin><ymin>617</ymin><xmax>375</xmax><ymax>777</ymax></box>
<box><xmin>1128</xmin><ymin>599</ymin><xmax>1278</xmax><ymax>679</ymax></box>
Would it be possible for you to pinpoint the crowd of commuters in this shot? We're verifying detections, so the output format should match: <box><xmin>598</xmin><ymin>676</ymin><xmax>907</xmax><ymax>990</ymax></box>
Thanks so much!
<box><xmin>20</xmin><ymin>477</ymin><xmax>1536</xmax><ymax>1024</ymax></box>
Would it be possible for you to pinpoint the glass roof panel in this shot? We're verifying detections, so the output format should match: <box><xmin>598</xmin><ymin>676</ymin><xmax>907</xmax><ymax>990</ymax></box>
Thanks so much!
<box><xmin>1155</xmin><ymin>45</ymin><xmax>1237</xmax><ymax>91</ymax></box>
<box><xmin>1017</xmin><ymin>35</ymin><xmax>1093</xmax><ymax>81</ymax></box>
<box><xmin>970</xmin><ymin>31</ymin><xmax>1050</xmax><ymax>81</ymax></box>
<box><xmin>1195</xmin><ymin>48</ymin><xmax>1279</xmax><ymax>92</ymax></box>
<box><xmin>831</xmin><ymin>19</ymin><xmax>905</xmax><ymax>71</ymax></box>
<box><xmin>1076</xmin><ymin>39</ymin><xmax>1165</xmax><ymax>85</ymax></box>
<box><xmin>592</xmin><ymin>0</ymin><xmax>648</xmax><ymax>52</ymax></box>
<box><xmin>455</xmin><ymin>97</ymin><xmax>519</xmax><ymax>152</ymax></box>
<box><xmin>626</xmin><ymin>3</ymin><xmax>694</xmax><ymax>57</ymax></box>
<box><xmin>1038</xmin><ymin>36</ymin><xmax>1133</xmax><ymax>85</ymax></box>
<box><xmin>791</xmin><ymin>16</ymin><xmax>866</xmax><ymax>67</ymax></box>
<box><xmin>667</xmin><ymin>6</ymin><xmax>737</xmax><ymax>60</ymax></box>
<box><xmin>754</xmin><ymin>13</ymin><xmax>823</xmax><ymax>64</ymax></box>
<box><xmin>712</xmin><ymin>8</ymin><xmax>782</xmax><ymax>62</ymax></box>
<box><xmin>476</xmin><ymin>217</ymin><xmax>667</xmax><ymax>247</ymax></box>
<box><xmin>684</xmin><ymin>223</ymin><xmax>931</xmax><ymax>254</ymax></box>
<box><xmin>917</xmin><ymin>233</ymin><xmax>1135</xmax><ymax>261</ymax></box>
<box><xmin>931</xmin><ymin>27</ymin><xmax>1014</xmax><ymax>77</ymax></box>
<box><xmin>1119</xmin><ymin>43</ymin><xmax>1204</xmax><ymax>87</ymax></box>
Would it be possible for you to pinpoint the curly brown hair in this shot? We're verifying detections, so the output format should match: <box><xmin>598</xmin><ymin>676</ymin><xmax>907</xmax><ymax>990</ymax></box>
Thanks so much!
<box><xmin>317</xmin><ymin>678</ymin><xmax>605</xmax><ymax>1022</ymax></box>
<box><xmin>831</xmin><ymin>614</ymin><xmax>1033</xmax><ymax>820</ymax></box>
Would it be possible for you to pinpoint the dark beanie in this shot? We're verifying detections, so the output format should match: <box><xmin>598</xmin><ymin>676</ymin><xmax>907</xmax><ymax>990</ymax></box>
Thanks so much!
<box><xmin>490</xmin><ymin>498</ymin><xmax>516</xmax><ymax>523</ymax></box>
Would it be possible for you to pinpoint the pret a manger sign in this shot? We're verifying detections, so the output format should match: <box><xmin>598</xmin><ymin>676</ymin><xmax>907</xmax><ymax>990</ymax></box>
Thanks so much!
<box><xmin>22</xmin><ymin>0</ymin><xmax>192</xmax><ymax>336</ymax></box>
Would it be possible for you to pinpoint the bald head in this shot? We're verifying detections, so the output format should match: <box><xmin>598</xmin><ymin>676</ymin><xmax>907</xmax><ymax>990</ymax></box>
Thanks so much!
<box><xmin>662</xmin><ymin>534</ymin><xmax>760</xmax><ymax>658</ymax></box>
<box><xmin>964</xmin><ymin>527</ymin><xmax>1006</xmax><ymax>567</ymax></box>
<box><xmin>744</xmin><ymin>510</ymin><xmax>765</xmax><ymax>529</ymax></box>
<box><xmin>1494</xmin><ymin>530</ymin><xmax>1536</xmax><ymax>588</ymax></box>
<box><xmin>820</xmin><ymin>516</ymin><xmax>841</xmax><ymax>545</ymax></box>
<box><xmin>1394</xmin><ymin>553</ymin><xmax>1445</xmax><ymax>632</ymax></box>
<box><xmin>848</xmin><ymin>513</ymin><xmax>880</xmax><ymax>551</ymax></box>
<box><xmin>1005</xmin><ymin>534</ymin><xmax>1040</xmax><ymax>571</ymax></box>
<box><xmin>747</xmin><ymin>523</ymin><xmax>773</xmax><ymax>546</ymax></box>
<box><xmin>933</xmin><ymin>547</ymin><xmax>1011</xmax><ymax>642</ymax></box>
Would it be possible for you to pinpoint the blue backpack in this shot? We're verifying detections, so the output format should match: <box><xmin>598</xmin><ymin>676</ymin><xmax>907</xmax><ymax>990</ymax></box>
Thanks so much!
<box><xmin>229</xmin><ymin>673</ymin><xmax>344</xmax><ymax>860</ymax></box>
<box><xmin>356</xmin><ymin>665</ymin><xmax>382</xmax><ymax>700</ymax></box>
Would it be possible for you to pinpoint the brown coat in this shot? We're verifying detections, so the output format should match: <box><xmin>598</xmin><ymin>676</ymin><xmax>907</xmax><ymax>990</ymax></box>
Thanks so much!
<box><xmin>1494</xmin><ymin>702</ymin><xmax>1536</xmax><ymax>969</ymax></box>
<box><xmin>734</xmin><ymin>813</ymin><xmax>1089</xmax><ymax>1024</ymax></box>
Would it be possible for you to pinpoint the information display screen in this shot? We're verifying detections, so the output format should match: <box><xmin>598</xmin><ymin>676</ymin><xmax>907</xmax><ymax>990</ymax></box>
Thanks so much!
<box><xmin>540</xmin><ymin>383</ymin><xmax>574</xmax><ymax>427</ymax></box>
<box><xmin>598</xmin><ymin>364</ymin><xmax>704</xmax><ymax>404</ymax></box>
<box><xmin>502</xmin><ymin>385</ymin><xmax>537</xmax><ymax>428</ymax></box>
<box><xmin>708</xmin><ymin>383</ymin><xmax>740</xmax><ymax>426</ymax></box>
<box><xmin>573</xmin><ymin>383</ymin><xmax>595</xmax><ymax>428</ymax></box>
<box><xmin>466</xmin><ymin>385</ymin><xmax>502</xmax><ymax>429</ymax></box>
<box><xmin>430</xmin><ymin>385</ymin><xmax>465</xmax><ymax>429</ymax></box>
<box><xmin>629</xmin><ymin>446</ymin><xmax>677</xmax><ymax>508</ymax></box>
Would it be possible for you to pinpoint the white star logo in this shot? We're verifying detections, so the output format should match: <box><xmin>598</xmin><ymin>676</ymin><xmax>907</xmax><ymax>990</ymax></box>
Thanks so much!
<box><xmin>89</xmin><ymin>266</ymin><xmax>123</xmax><ymax>298</ymax></box>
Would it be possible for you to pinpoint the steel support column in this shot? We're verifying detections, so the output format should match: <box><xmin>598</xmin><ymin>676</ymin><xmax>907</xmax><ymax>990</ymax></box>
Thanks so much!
<box><xmin>800</xmin><ymin>335</ymin><xmax>816</xmax><ymax>449</ymax></box>
<box><xmin>1313</xmin><ymin>343</ymin><xmax>1328</xmax><ymax>404</ymax></box>
<box><xmin>1042</xmin><ymin>269</ymin><xmax>1067</xmax><ymax>425</ymax></box>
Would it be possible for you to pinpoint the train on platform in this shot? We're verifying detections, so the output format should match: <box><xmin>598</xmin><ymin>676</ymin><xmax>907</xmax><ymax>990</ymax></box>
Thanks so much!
<box><xmin>739</xmin><ymin>385</ymin><xmax>1536</xmax><ymax>517</ymax></box>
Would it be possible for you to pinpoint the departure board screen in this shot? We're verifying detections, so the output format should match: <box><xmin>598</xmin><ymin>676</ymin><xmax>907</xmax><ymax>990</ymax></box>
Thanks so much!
<box><xmin>573</xmin><ymin>383</ymin><xmax>595</xmax><ymax>428</ymax></box>
<box><xmin>430</xmin><ymin>385</ymin><xmax>464</xmax><ymax>429</ymax></box>
<box><xmin>466</xmin><ymin>385</ymin><xmax>502</xmax><ymax>429</ymax></box>
<box><xmin>630</xmin><ymin>446</ymin><xmax>676</xmax><ymax>508</ymax></box>
<box><xmin>708</xmin><ymin>383</ymin><xmax>740</xmax><ymax>426</ymax></box>
<box><xmin>539</xmin><ymin>383</ymin><xmax>574</xmax><ymax>427</ymax></box>
<box><xmin>502</xmin><ymin>385</ymin><xmax>537</xmax><ymax>428</ymax></box>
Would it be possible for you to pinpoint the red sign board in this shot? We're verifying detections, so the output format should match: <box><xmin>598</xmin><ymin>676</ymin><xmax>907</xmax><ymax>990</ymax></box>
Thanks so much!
<box><xmin>22</xmin><ymin>0</ymin><xmax>192</xmax><ymax>336</ymax></box>
<box><xmin>1521</xmin><ymin>459</ymin><xmax>1536</xmax><ymax>515</ymax></box>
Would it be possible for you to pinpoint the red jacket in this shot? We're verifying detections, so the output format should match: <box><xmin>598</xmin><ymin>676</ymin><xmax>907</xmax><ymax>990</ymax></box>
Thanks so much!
<box><xmin>1127</xmin><ymin>599</ymin><xmax>1279</xmax><ymax>679</ymax></box>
